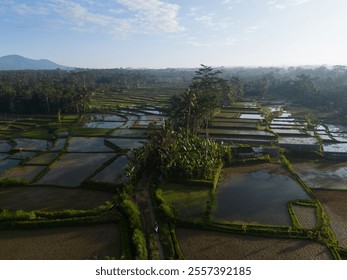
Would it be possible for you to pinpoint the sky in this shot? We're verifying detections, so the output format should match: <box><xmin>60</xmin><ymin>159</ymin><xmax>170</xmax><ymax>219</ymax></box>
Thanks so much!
<box><xmin>1</xmin><ymin>0</ymin><xmax>347</xmax><ymax>68</ymax></box>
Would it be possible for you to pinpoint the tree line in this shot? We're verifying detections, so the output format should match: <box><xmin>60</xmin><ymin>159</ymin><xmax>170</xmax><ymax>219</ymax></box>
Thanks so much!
<box><xmin>2</xmin><ymin>65</ymin><xmax>347</xmax><ymax>114</ymax></box>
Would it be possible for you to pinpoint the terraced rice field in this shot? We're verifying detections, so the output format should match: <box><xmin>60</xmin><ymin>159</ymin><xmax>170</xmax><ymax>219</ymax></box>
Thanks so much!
<box><xmin>0</xmin><ymin>159</ymin><xmax>21</xmax><ymax>174</ymax></box>
<box><xmin>14</xmin><ymin>138</ymin><xmax>51</xmax><ymax>151</ymax></box>
<box><xmin>67</xmin><ymin>137</ymin><xmax>114</xmax><ymax>152</ymax></box>
<box><xmin>0</xmin><ymin>224</ymin><xmax>121</xmax><ymax>260</ymax></box>
<box><xmin>26</xmin><ymin>152</ymin><xmax>59</xmax><ymax>165</ymax></box>
<box><xmin>176</xmin><ymin>228</ymin><xmax>332</xmax><ymax>259</ymax></box>
<box><xmin>105</xmin><ymin>138</ymin><xmax>146</xmax><ymax>150</ymax></box>
<box><xmin>161</xmin><ymin>183</ymin><xmax>211</xmax><ymax>220</ymax></box>
<box><xmin>0</xmin><ymin>186</ymin><xmax>114</xmax><ymax>211</ymax></box>
<box><xmin>35</xmin><ymin>153</ymin><xmax>115</xmax><ymax>186</ymax></box>
<box><xmin>292</xmin><ymin>161</ymin><xmax>347</xmax><ymax>190</ymax></box>
<box><xmin>91</xmin><ymin>155</ymin><xmax>129</xmax><ymax>184</ymax></box>
<box><xmin>292</xmin><ymin>205</ymin><xmax>317</xmax><ymax>229</ymax></box>
<box><xmin>312</xmin><ymin>189</ymin><xmax>347</xmax><ymax>248</ymax></box>
<box><xmin>0</xmin><ymin>165</ymin><xmax>46</xmax><ymax>182</ymax></box>
<box><xmin>214</xmin><ymin>163</ymin><xmax>311</xmax><ymax>226</ymax></box>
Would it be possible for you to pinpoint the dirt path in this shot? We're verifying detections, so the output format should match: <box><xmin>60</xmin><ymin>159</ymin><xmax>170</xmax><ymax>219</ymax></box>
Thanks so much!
<box><xmin>134</xmin><ymin>175</ymin><xmax>164</xmax><ymax>259</ymax></box>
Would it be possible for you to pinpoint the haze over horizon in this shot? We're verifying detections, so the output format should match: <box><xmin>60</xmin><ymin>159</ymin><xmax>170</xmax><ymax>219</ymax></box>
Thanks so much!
<box><xmin>1</xmin><ymin>0</ymin><xmax>346</xmax><ymax>69</ymax></box>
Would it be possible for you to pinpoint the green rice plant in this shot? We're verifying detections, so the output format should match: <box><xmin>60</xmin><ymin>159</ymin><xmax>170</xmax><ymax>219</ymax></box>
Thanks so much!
<box><xmin>15</xmin><ymin>128</ymin><xmax>52</xmax><ymax>140</ymax></box>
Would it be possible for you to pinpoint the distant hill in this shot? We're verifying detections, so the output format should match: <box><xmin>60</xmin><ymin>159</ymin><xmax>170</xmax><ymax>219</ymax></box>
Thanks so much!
<box><xmin>0</xmin><ymin>55</ymin><xmax>74</xmax><ymax>70</ymax></box>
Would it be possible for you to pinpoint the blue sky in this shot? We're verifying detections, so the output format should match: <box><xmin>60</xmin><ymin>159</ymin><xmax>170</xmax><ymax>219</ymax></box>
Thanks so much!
<box><xmin>1</xmin><ymin>0</ymin><xmax>346</xmax><ymax>68</ymax></box>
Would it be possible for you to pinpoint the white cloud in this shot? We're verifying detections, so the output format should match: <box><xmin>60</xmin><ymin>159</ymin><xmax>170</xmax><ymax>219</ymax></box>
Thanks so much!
<box><xmin>12</xmin><ymin>3</ymin><xmax>49</xmax><ymax>15</ymax></box>
<box><xmin>244</xmin><ymin>25</ymin><xmax>261</xmax><ymax>33</ymax></box>
<box><xmin>267</xmin><ymin>0</ymin><xmax>310</xmax><ymax>9</ymax></box>
<box><xmin>275</xmin><ymin>4</ymin><xmax>286</xmax><ymax>9</ymax></box>
<box><xmin>116</xmin><ymin>0</ymin><xmax>185</xmax><ymax>33</ymax></box>
<box><xmin>10</xmin><ymin>0</ymin><xmax>184</xmax><ymax>36</ymax></box>
<box><xmin>291</xmin><ymin>0</ymin><xmax>310</xmax><ymax>5</ymax></box>
<box><xmin>190</xmin><ymin>7</ymin><xmax>234</xmax><ymax>31</ymax></box>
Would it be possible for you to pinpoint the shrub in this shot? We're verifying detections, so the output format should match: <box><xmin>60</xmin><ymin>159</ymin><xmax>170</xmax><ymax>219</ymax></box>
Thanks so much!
<box><xmin>129</xmin><ymin>128</ymin><xmax>231</xmax><ymax>181</ymax></box>
<box><xmin>132</xmin><ymin>229</ymin><xmax>148</xmax><ymax>260</ymax></box>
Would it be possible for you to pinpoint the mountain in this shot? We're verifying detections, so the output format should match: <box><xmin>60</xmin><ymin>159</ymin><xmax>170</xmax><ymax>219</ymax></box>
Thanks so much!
<box><xmin>0</xmin><ymin>55</ymin><xmax>74</xmax><ymax>70</ymax></box>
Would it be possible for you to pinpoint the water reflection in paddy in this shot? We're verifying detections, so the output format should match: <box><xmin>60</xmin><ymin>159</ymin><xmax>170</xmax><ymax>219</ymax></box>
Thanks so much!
<box><xmin>214</xmin><ymin>164</ymin><xmax>311</xmax><ymax>226</ymax></box>
<box><xmin>84</xmin><ymin>121</ymin><xmax>124</xmax><ymax>129</ymax></box>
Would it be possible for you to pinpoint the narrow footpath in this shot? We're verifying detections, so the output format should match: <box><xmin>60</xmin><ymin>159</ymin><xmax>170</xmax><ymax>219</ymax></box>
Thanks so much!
<box><xmin>134</xmin><ymin>175</ymin><xmax>164</xmax><ymax>259</ymax></box>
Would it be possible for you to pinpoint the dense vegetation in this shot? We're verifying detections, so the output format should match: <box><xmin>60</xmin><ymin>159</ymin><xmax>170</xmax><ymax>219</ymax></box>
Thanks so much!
<box><xmin>129</xmin><ymin>126</ymin><xmax>230</xmax><ymax>181</ymax></box>
<box><xmin>128</xmin><ymin>65</ymin><xmax>234</xmax><ymax>182</ymax></box>
<box><xmin>1</xmin><ymin>65</ymin><xmax>347</xmax><ymax>115</ymax></box>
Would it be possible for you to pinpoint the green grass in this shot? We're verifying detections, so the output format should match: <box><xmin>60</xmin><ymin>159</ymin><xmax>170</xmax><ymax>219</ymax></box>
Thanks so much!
<box><xmin>15</xmin><ymin>128</ymin><xmax>53</xmax><ymax>140</ymax></box>
<box><xmin>160</xmin><ymin>183</ymin><xmax>211</xmax><ymax>220</ymax></box>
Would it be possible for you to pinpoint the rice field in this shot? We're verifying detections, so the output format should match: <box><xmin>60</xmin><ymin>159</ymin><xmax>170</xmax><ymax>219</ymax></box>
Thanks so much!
<box><xmin>312</xmin><ymin>189</ymin><xmax>347</xmax><ymax>248</ymax></box>
<box><xmin>35</xmin><ymin>153</ymin><xmax>115</xmax><ymax>186</ymax></box>
<box><xmin>0</xmin><ymin>186</ymin><xmax>114</xmax><ymax>211</ymax></box>
<box><xmin>91</xmin><ymin>155</ymin><xmax>129</xmax><ymax>184</ymax></box>
<box><xmin>176</xmin><ymin>228</ymin><xmax>332</xmax><ymax>260</ymax></box>
<box><xmin>1</xmin><ymin>94</ymin><xmax>347</xmax><ymax>260</ymax></box>
<box><xmin>0</xmin><ymin>159</ymin><xmax>21</xmax><ymax>174</ymax></box>
<box><xmin>0</xmin><ymin>165</ymin><xmax>46</xmax><ymax>182</ymax></box>
<box><xmin>214</xmin><ymin>163</ymin><xmax>311</xmax><ymax>226</ymax></box>
<box><xmin>105</xmin><ymin>138</ymin><xmax>146</xmax><ymax>150</ymax></box>
<box><xmin>0</xmin><ymin>140</ymin><xmax>12</xmax><ymax>152</ymax></box>
<box><xmin>67</xmin><ymin>137</ymin><xmax>114</xmax><ymax>152</ymax></box>
<box><xmin>26</xmin><ymin>152</ymin><xmax>59</xmax><ymax>165</ymax></box>
<box><xmin>160</xmin><ymin>183</ymin><xmax>211</xmax><ymax>220</ymax></box>
<box><xmin>0</xmin><ymin>224</ymin><xmax>121</xmax><ymax>260</ymax></box>
<box><xmin>292</xmin><ymin>161</ymin><xmax>347</xmax><ymax>190</ymax></box>
<box><xmin>292</xmin><ymin>205</ymin><xmax>317</xmax><ymax>229</ymax></box>
<box><xmin>14</xmin><ymin>138</ymin><xmax>52</xmax><ymax>151</ymax></box>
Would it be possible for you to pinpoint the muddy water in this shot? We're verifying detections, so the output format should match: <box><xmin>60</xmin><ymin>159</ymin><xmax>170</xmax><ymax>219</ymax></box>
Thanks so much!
<box><xmin>214</xmin><ymin>164</ymin><xmax>311</xmax><ymax>226</ymax></box>
<box><xmin>293</xmin><ymin>161</ymin><xmax>347</xmax><ymax>190</ymax></box>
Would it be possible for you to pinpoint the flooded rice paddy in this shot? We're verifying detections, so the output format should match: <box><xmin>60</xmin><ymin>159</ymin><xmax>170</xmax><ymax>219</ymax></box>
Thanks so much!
<box><xmin>91</xmin><ymin>155</ymin><xmax>129</xmax><ymax>184</ymax></box>
<box><xmin>176</xmin><ymin>228</ymin><xmax>332</xmax><ymax>260</ymax></box>
<box><xmin>111</xmin><ymin>128</ymin><xmax>148</xmax><ymax>138</ymax></box>
<box><xmin>36</xmin><ymin>153</ymin><xmax>115</xmax><ymax>186</ymax></box>
<box><xmin>0</xmin><ymin>140</ymin><xmax>12</xmax><ymax>152</ymax></box>
<box><xmin>67</xmin><ymin>137</ymin><xmax>114</xmax><ymax>152</ymax></box>
<box><xmin>14</xmin><ymin>138</ymin><xmax>52</xmax><ymax>151</ymax></box>
<box><xmin>84</xmin><ymin>121</ymin><xmax>124</xmax><ymax>129</ymax></box>
<box><xmin>214</xmin><ymin>163</ymin><xmax>311</xmax><ymax>226</ymax></box>
<box><xmin>0</xmin><ymin>159</ymin><xmax>21</xmax><ymax>174</ymax></box>
<box><xmin>0</xmin><ymin>186</ymin><xmax>114</xmax><ymax>211</ymax></box>
<box><xmin>0</xmin><ymin>165</ymin><xmax>46</xmax><ymax>182</ymax></box>
<box><xmin>26</xmin><ymin>152</ymin><xmax>59</xmax><ymax>165</ymax></box>
<box><xmin>105</xmin><ymin>138</ymin><xmax>146</xmax><ymax>150</ymax></box>
<box><xmin>239</xmin><ymin>113</ymin><xmax>264</xmax><ymax>120</ymax></box>
<box><xmin>0</xmin><ymin>224</ymin><xmax>121</xmax><ymax>260</ymax></box>
<box><xmin>292</xmin><ymin>205</ymin><xmax>316</xmax><ymax>229</ymax></box>
<box><xmin>313</xmin><ymin>189</ymin><xmax>347</xmax><ymax>248</ymax></box>
<box><xmin>292</xmin><ymin>161</ymin><xmax>347</xmax><ymax>190</ymax></box>
<box><xmin>1</xmin><ymin>98</ymin><xmax>347</xmax><ymax>260</ymax></box>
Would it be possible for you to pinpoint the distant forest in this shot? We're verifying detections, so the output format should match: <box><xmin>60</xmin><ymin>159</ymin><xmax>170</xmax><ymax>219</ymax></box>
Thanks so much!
<box><xmin>1</xmin><ymin>65</ymin><xmax>347</xmax><ymax>115</ymax></box>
